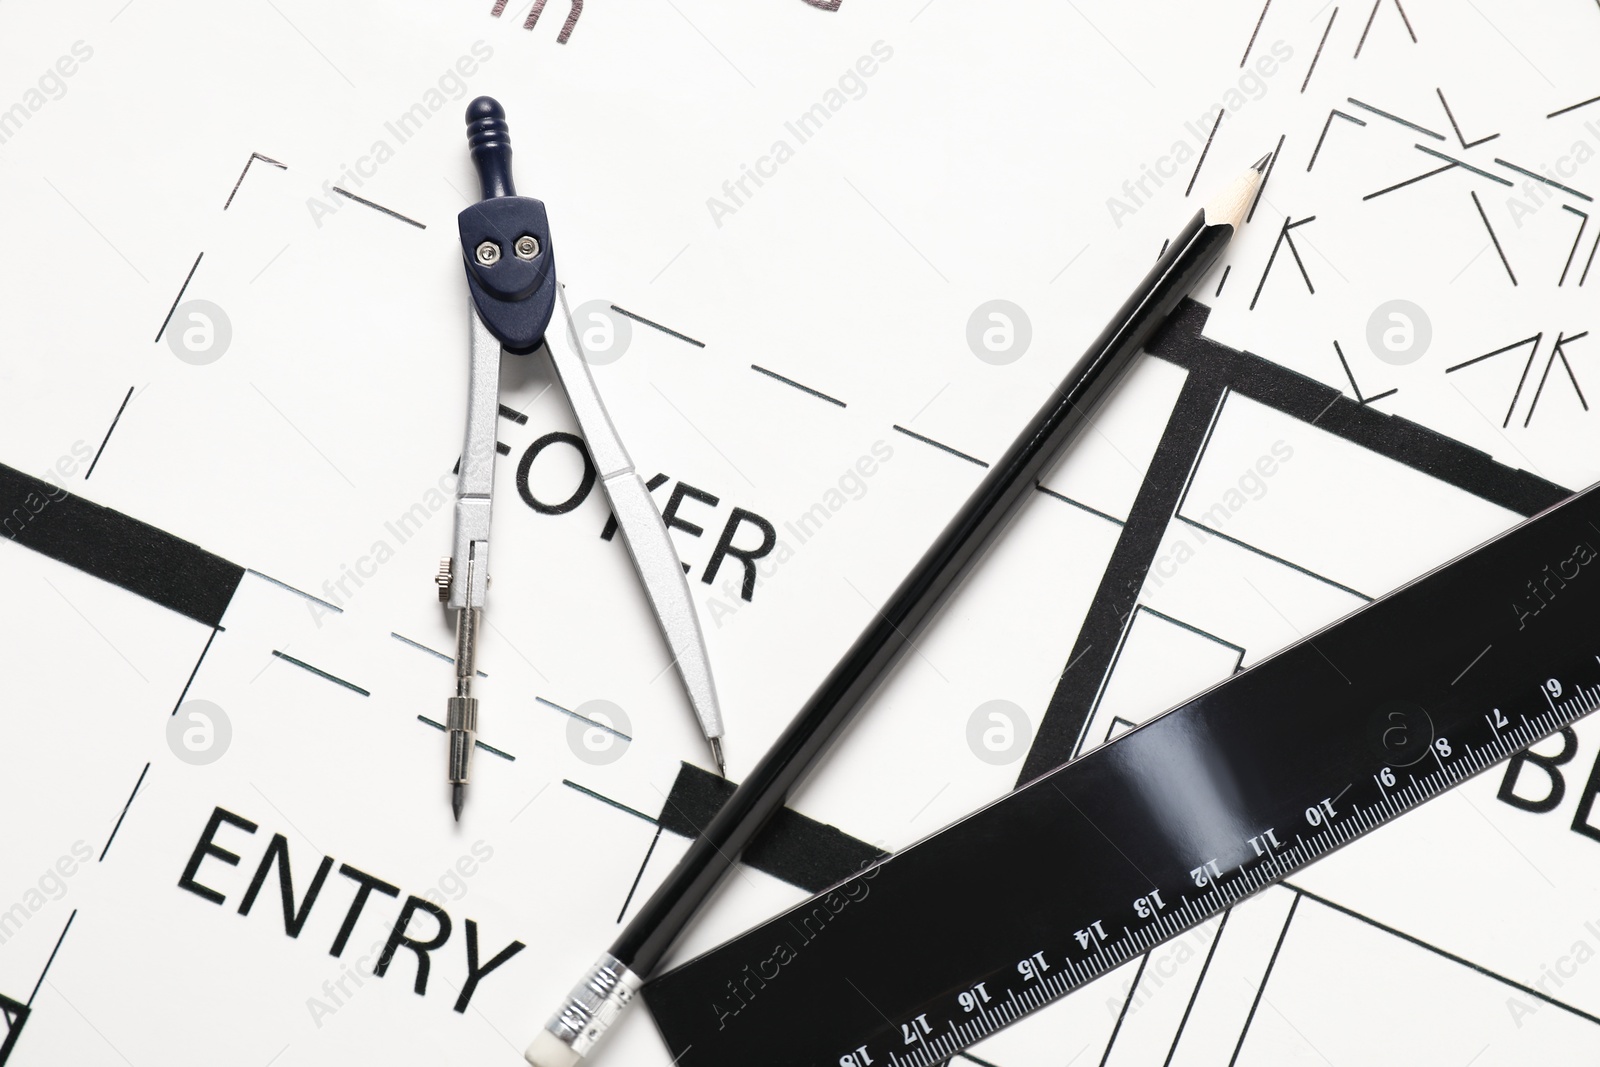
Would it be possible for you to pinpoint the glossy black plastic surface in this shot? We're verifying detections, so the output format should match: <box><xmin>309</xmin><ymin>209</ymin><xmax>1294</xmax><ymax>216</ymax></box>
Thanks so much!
<box><xmin>644</xmin><ymin>482</ymin><xmax>1600</xmax><ymax>1066</ymax></box>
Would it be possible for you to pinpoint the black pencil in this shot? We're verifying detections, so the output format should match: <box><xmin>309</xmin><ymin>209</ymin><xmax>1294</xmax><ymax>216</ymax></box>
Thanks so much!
<box><xmin>525</xmin><ymin>153</ymin><xmax>1272</xmax><ymax>1067</ymax></box>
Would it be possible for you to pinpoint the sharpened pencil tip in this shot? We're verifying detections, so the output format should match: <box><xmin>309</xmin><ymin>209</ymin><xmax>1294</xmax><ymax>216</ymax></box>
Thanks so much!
<box><xmin>1203</xmin><ymin>158</ymin><xmax>1271</xmax><ymax>230</ymax></box>
<box><xmin>452</xmin><ymin>782</ymin><xmax>465</xmax><ymax>821</ymax></box>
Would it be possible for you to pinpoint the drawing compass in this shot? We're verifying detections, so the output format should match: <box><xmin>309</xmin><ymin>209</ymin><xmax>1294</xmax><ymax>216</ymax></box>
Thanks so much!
<box><xmin>439</xmin><ymin>97</ymin><xmax>726</xmax><ymax>820</ymax></box>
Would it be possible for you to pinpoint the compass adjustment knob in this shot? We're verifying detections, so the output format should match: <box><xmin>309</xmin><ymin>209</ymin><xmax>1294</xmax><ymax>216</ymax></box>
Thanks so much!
<box><xmin>436</xmin><ymin>556</ymin><xmax>453</xmax><ymax>601</ymax></box>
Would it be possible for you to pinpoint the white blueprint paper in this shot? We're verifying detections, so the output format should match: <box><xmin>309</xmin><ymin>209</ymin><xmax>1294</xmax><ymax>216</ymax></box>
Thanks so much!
<box><xmin>1</xmin><ymin>1</ymin><xmax>1599</xmax><ymax>1064</ymax></box>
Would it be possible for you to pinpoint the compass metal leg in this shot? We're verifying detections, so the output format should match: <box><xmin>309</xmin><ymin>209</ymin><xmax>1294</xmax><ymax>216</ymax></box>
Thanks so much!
<box><xmin>440</xmin><ymin>308</ymin><xmax>504</xmax><ymax>819</ymax></box>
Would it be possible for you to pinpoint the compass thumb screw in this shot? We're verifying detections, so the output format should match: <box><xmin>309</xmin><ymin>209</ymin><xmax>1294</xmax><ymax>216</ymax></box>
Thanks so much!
<box><xmin>465</xmin><ymin>96</ymin><xmax>515</xmax><ymax>200</ymax></box>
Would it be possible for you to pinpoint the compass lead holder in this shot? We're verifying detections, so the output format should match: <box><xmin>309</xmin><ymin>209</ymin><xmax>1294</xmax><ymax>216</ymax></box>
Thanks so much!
<box><xmin>440</xmin><ymin>96</ymin><xmax>558</xmax><ymax>820</ymax></box>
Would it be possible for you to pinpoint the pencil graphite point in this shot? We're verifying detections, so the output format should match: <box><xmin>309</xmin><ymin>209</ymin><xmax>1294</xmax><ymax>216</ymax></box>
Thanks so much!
<box><xmin>452</xmin><ymin>782</ymin><xmax>465</xmax><ymax>821</ymax></box>
<box><xmin>1203</xmin><ymin>159</ymin><xmax>1269</xmax><ymax>231</ymax></box>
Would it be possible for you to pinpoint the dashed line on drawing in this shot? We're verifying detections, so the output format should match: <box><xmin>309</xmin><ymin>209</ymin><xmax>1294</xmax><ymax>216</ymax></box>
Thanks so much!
<box><xmin>1494</xmin><ymin>158</ymin><xmax>1593</xmax><ymax>202</ymax></box>
<box><xmin>892</xmin><ymin>425</ymin><xmax>989</xmax><ymax>468</ymax></box>
<box><xmin>271</xmin><ymin>650</ymin><xmax>370</xmax><ymax>696</ymax></box>
<box><xmin>417</xmin><ymin>715</ymin><xmax>516</xmax><ymax>760</ymax></box>
<box><xmin>332</xmin><ymin>188</ymin><xmax>425</xmax><ymax>229</ymax></box>
<box><xmin>1187</xmin><ymin>110</ymin><xmax>1224</xmax><ymax>198</ymax></box>
<box><xmin>155</xmin><ymin>252</ymin><xmax>205</xmax><ymax>343</ymax></box>
<box><xmin>1347</xmin><ymin>97</ymin><xmax>1445</xmax><ymax>140</ymax></box>
<box><xmin>1301</xmin><ymin>8</ymin><xmax>1337</xmax><ymax>93</ymax></box>
<box><xmin>750</xmin><ymin>365</ymin><xmax>847</xmax><ymax>408</ymax></box>
<box><xmin>610</xmin><ymin>305</ymin><xmax>707</xmax><ymax>348</ymax></box>
<box><xmin>85</xmin><ymin>386</ymin><xmax>135</xmax><ymax>480</ymax></box>
<box><xmin>1240</xmin><ymin>0</ymin><xmax>1272</xmax><ymax>67</ymax></box>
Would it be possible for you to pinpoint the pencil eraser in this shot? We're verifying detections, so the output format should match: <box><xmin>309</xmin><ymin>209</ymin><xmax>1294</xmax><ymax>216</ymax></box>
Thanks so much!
<box><xmin>525</xmin><ymin>1030</ymin><xmax>581</xmax><ymax>1067</ymax></box>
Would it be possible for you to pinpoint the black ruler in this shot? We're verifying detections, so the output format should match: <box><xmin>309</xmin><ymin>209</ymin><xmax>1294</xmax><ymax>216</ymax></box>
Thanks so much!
<box><xmin>642</xmin><ymin>482</ymin><xmax>1600</xmax><ymax>1066</ymax></box>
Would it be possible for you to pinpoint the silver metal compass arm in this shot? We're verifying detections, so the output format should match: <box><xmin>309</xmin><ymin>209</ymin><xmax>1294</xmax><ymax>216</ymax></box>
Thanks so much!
<box><xmin>448</xmin><ymin>308</ymin><xmax>503</xmax><ymax>614</ymax></box>
<box><xmin>439</xmin><ymin>305</ymin><xmax>503</xmax><ymax>819</ymax></box>
<box><xmin>551</xmin><ymin>286</ymin><xmax>726</xmax><ymax>774</ymax></box>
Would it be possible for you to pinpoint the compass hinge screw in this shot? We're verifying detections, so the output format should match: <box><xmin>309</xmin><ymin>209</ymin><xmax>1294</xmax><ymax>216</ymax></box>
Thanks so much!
<box><xmin>475</xmin><ymin>241</ymin><xmax>501</xmax><ymax>265</ymax></box>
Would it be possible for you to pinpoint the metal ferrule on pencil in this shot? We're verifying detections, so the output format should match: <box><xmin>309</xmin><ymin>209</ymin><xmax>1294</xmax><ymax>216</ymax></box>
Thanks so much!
<box><xmin>540</xmin><ymin>953</ymin><xmax>642</xmax><ymax>1058</ymax></box>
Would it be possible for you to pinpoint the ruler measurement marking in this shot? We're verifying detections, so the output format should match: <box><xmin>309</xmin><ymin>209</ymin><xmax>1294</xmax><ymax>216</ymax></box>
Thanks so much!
<box><xmin>869</xmin><ymin>699</ymin><xmax>1600</xmax><ymax>1060</ymax></box>
<box><xmin>659</xmin><ymin>527</ymin><xmax>1600</xmax><ymax>1067</ymax></box>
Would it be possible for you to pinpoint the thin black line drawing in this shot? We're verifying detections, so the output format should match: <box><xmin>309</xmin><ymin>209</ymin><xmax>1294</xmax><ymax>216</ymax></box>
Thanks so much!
<box><xmin>154</xmin><ymin>252</ymin><xmax>204</xmax><ymax>343</ymax></box>
<box><xmin>99</xmin><ymin>762</ymin><xmax>151</xmax><ymax>862</ymax></box>
<box><xmin>1547</xmin><ymin>93</ymin><xmax>1600</xmax><ymax>119</ymax></box>
<box><xmin>1332</xmin><ymin>339</ymin><xmax>1397</xmax><ymax>405</ymax></box>
<box><xmin>892</xmin><ymin>425</ymin><xmax>989</xmax><ymax>468</ymax></box>
<box><xmin>1445</xmin><ymin>333</ymin><xmax>1542</xmax><ymax>428</ymax></box>
<box><xmin>224</xmin><ymin>152</ymin><xmax>287</xmax><ymax>210</ymax></box>
<box><xmin>1354</xmin><ymin>0</ymin><xmax>1416</xmax><ymax>59</ymax></box>
<box><xmin>1362</xmin><ymin>161</ymin><xmax>1456</xmax><ymax>200</ymax></box>
<box><xmin>1240</xmin><ymin>0</ymin><xmax>1271</xmax><ymax>67</ymax></box>
<box><xmin>1251</xmin><ymin>216</ymin><xmax>1316</xmax><ymax>310</ymax></box>
<box><xmin>1417</xmin><ymin>144</ymin><xmax>1512</xmax><ymax>186</ymax></box>
<box><xmin>1469</xmin><ymin>189</ymin><xmax>1517</xmax><ymax>285</ymax></box>
<box><xmin>751</xmin><ymin>365</ymin><xmax>847</xmax><ymax>407</ymax></box>
<box><xmin>85</xmin><ymin>387</ymin><xmax>134</xmax><ymax>480</ymax></box>
<box><xmin>1308</xmin><ymin>109</ymin><xmax>1366</xmax><ymax>172</ymax></box>
<box><xmin>1560</xmin><ymin>206</ymin><xmax>1589</xmax><ymax>286</ymax></box>
<box><xmin>1495</xmin><ymin>157</ymin><xmax>1593</xmax><ymax>201</ymax></box>
<box><xmin>1347</xmin><ymin>96</ymin><xmax>1444</xmax><ymax>139</ymax></box>
<box><xmin>1301</xmin><ymin>8</ymin><xmax>1338</xmax><ymax>93</ymax></box>
<box><xmin>1436</xmin><ymin>88</ymin><xmax>1500</xmax><ymax>149</ymax></box>
<box><xmin>1188</xmin><ymin>110</ymin><xmax>1224</xmax><ymax>197</ymax></box>
<box><xmin>331</xmin><ymin>188</ymin><xmax>425</xmax><ymax>229</ymax></box>
<box><xmin>1522</xmin><ymin>331</ymin><xmax>1589</xmax><ymax>428</ymax></box>
<box><xmin>610</xmin><ymin>305</ymin><xmax>707</xmax><ymax>347</ymax></box>
<box><xmin>1228</xmin><ymin>892</ymin><xmax>1303</xmax><ymax>1066</ymax></box>
<box><xmin>270</xmin><ymin>650</ymin><xmax>370</xmax><ymax>695</ymax></box>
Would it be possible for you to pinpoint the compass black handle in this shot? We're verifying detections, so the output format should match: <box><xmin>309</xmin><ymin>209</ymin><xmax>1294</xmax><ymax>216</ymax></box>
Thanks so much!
<box><xmin>458</xmin><ymin>97</ymin><xmax>555</xmax><ymax>354</ymax></box>
<box><xmin>466</xmin><ymin>96</ymin><xmax>516</xmax><ymax>200</ymax></box>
